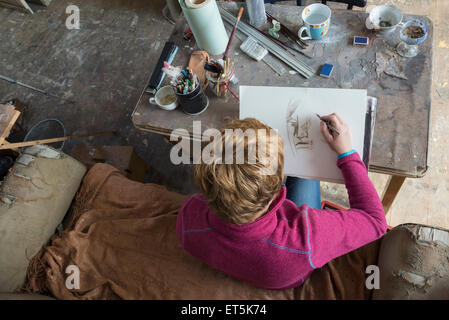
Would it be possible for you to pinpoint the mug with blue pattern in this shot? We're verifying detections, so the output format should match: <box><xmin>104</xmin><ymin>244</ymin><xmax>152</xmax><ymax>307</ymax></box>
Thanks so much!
<box><xmin>298</xmin><ymin>3</ymin><xmax>331</xmax><ymax>41</ymax></box>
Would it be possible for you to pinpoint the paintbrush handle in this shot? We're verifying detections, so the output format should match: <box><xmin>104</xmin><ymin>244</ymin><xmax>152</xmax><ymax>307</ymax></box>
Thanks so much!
<box><xmin>282</xmin><ymin>42</ymin><xmax>313</xmax><ymax>59</ymax></box>
<box><xmin>247</xmin><ymin>22</ymin><xmax>288</xmax><ymax>51</ymax></box>
<box><xmin>266</xmin><ymin>12</ymin><xmax>308</xmax><ymax>48</ymax></box>
<box><xmin>223</xmin><ymin>7</ymin><xmax>244</xmax><ymax>60</ymax></box>
<box><xmin>223</xmin><ymin>29</ymin><xmax>237</xmax><ymax>59</ymax></box>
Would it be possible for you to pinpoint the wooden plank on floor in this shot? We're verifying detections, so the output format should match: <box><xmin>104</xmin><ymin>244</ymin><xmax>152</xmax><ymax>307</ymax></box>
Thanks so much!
<box><xmin>0</xmin><ymin>104</ymin><xmax>20</xmax><ymax>146</ymax></box>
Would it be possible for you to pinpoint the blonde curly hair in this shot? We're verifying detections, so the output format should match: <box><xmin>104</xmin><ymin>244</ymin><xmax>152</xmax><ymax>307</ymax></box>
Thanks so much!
<box><xmin>194</xmin><ymin>118</ymin><xmax>284</xmax><ymax>225</ymax></box>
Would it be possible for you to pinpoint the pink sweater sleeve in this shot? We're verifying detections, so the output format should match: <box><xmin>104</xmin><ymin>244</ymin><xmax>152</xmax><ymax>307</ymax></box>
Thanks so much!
<box><xmin>306</xmin><ymin>152</ymin><xmax>387</xmax><ymax>269</ymax></box>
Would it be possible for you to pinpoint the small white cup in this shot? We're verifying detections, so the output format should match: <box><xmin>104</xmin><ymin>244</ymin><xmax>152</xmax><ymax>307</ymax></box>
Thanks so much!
<box><xmin>365</xmin><ymin>5</ymin><xmax>402</xmax><ymax>33</ymax></box>
<box><xmin>149</xmin><ymin>85</ymin><xmax>178</xmax><ymax>111</ymax></box>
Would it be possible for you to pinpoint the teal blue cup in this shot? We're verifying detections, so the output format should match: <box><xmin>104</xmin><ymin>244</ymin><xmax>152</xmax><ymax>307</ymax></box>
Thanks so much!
<box><xmin>298</xmin><ymin>3</ymin><xmax>331</xmax><ymax>41</ymax></box>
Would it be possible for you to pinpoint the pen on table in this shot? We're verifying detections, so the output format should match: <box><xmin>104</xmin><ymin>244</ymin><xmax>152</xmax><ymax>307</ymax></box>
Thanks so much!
<box><xmin>316</xmin><ymin>114</ymin><xmax>340</xmax><ymax>136</ymax></box>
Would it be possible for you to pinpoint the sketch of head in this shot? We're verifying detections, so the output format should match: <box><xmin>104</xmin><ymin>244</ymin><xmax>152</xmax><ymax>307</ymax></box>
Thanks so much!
<box><xmin>286</xmin><ymin>100</ymin><xmax>313</xmax><ymax>153</ymax></box>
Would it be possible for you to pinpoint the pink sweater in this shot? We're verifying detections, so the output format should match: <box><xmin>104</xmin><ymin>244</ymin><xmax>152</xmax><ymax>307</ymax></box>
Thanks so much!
<box><xmin>177</xmin><ymin>152</ymin><xmax>387</xmax><ymax>290</ymax></box>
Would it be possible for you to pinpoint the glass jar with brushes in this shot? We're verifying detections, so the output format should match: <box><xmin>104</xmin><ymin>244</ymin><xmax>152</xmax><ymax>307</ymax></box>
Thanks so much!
<box><xmin>205</xmin><ymin>58</ymin><xmax>239</xmax><ymax>100</ymax></box>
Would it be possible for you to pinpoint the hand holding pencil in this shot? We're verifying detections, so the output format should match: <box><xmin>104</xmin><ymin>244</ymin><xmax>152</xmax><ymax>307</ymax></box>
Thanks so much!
<box><xmin>316</xmin><ymin>113</ymin><xmax>340</xmax><ymax>136</ymax></box>
<box><xmin>319</xmin><ymin>113</ymin><xmax>353</xmax><ymax>156</ymax></box>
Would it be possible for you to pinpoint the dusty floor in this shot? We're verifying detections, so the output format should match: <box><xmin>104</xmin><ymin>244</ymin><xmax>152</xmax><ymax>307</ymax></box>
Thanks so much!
<box><xmin>0</xmin><ymin>0</ymin><xmax>447</xmax><ymax>229</ymax></box>
<box><xmin>0</xmin><ymin>0</ymin><xmax>198</xmax><ymax>194</ymax></box>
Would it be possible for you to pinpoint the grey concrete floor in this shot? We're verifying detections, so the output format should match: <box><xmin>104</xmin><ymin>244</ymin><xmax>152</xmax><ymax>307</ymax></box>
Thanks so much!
<box><xmin>0</xmin><ymin>0</ymin><xmax>197</xmax><ymax>194</ymax></box>
<box><xmin>0</xmin><ymin>0</ymin><xmax>447</xmax><ymax>229</ymax></box>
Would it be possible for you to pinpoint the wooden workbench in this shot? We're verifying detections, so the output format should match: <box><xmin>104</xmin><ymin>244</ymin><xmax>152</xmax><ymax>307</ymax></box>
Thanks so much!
<box><xmin>132</xmin><ymin>2</ymin><xmax>433</xmax><ymax>213</ymax></box>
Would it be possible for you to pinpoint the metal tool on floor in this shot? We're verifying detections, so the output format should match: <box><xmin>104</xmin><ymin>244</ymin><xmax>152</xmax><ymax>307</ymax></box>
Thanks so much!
<box><xmin>0</xmin><ymin>75</ymin><xmax>75</xmax><ymax>104</ymax></box>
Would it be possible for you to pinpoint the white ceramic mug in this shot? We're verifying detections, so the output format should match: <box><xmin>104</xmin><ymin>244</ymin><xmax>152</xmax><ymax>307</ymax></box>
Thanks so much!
<box><xmin>298</xmin><ymin>3</ymin><xmax>331</xmax><ymax>41</ymax></box>
<box><xmin>365</xmin><ymin>5</ymin><xmax>403</xmax><ymax>33</ymax></box>
<box><xmin>149</xmin><ymin>85</ymin><xmax>178</xmax><ymax>111</ymax></box>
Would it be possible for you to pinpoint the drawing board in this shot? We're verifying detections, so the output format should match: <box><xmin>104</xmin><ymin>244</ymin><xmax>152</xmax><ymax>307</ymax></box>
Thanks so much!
<box><xmin>239</xmin><ymin>86</ymin><xmax>367</xmax><ymax>183</ymax></box>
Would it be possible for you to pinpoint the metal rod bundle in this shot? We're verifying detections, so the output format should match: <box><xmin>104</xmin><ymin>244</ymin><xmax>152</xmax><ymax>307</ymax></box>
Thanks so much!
<box><xmin>266</xmin><ymin>12</ymin><xmax>308</xmax><ymax>49</ymax></box>
<box><xmin>219</xmin><ymin>7</ymin><xmax>314</xmax><ymax>79</ymax></box>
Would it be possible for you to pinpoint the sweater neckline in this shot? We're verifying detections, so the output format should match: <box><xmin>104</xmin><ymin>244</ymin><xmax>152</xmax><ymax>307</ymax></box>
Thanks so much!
<box><xmin>207</xmin><ymin>187</ymin><xmax>286</xmax><ymax>241</ymax></box>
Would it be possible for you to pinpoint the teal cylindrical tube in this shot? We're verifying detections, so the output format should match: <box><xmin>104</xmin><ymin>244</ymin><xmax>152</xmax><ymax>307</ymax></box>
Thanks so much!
<box><xmin>179</xmin><ymin>0</ymin><xmax>229</xmax><ymax>55</ymax></box>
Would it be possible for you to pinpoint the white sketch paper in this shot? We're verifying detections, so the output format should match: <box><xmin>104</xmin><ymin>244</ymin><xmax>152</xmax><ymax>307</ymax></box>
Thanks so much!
<box><xmin>239</xmin><ymin>86</ymin><xmax>367</xmax><ymax>183</ymax></box>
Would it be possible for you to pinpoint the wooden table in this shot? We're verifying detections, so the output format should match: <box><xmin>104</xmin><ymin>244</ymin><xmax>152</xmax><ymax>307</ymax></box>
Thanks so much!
<box><xmin>132</xmin><ymin>3</ymin><xmax>433</xmax><ymax>213</ymax></box>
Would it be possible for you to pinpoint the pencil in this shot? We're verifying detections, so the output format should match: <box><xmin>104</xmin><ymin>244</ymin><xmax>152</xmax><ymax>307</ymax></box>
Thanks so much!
<box><xmin>316</xmin><ymin>114</ymin><xmax>340</xmax><ymax>136</ymax></box>
<box><xmin>223</xmin><ymin>7</ymin><xmax>244</xmax><ymax>60</ymax></box>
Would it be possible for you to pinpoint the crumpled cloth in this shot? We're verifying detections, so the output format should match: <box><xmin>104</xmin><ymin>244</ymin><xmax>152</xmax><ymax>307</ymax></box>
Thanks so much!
<box><xmin>21</xmin><ymin>163</ymin><xmax>382</xmax><ymax>299</ymax></box>
<box><xmin>189</xmin><ymin>50</ymin><xmax>210</xmax><ymax>87</ymax></box>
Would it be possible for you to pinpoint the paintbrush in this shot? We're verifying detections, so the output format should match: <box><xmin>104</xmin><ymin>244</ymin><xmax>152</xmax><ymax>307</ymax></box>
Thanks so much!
<box><xmin>245</xmin><ymin>21</ymin><xmax>289</xmax><ymax>51</ymax></box>
<box><xmin>245</xmin><ymin>17</ymin><xmax>311</xmax><ymax>58</ymax></box>
<box><xmin>266</xmin><ymin>12</ymin><xmax>308</xmax><ymax>49</ymax></box>
<box><xmin>282</xmin><ymin>41</ymin><xmax>313</xmax><ymax>59</ymax></box>
<box><xmin>223</xmin><ymin>7</ymin><xmax>244</xmax><ymax>60</ymax></box>
<box><xmin>316</xmin><ymin>114</ymin><xmax>340</xmax><ymax>136</ymax></box>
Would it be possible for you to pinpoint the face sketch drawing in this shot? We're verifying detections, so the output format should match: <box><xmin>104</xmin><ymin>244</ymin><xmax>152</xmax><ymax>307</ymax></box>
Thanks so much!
<box><xmin>286</xmin><ymin>100</ymin><xmax>313</xmax><ymax>152</ymax></box>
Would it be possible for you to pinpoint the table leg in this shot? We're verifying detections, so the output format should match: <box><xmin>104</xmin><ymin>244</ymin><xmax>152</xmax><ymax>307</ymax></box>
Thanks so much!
<box><xmin>381</xmin><ymin>175</ymin><xmax>406</xmax><ymax>214</ymax></box>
